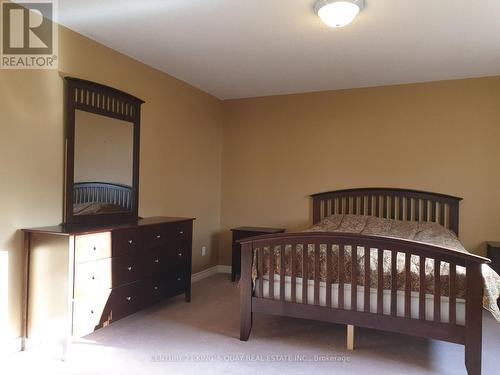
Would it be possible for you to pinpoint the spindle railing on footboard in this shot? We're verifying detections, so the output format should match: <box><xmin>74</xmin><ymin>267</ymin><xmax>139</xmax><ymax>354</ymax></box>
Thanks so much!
<box><xmin>240</xmin><ymin>232</ymin><xmax>489</xmax><ymax>375</ymax></box>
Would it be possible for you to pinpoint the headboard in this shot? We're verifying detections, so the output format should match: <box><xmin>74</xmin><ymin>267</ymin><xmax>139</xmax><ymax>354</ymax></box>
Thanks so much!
<box><xmin>311</xmin><ymin>187</ymin><xmax>463</xmax><ymax>235</ymax></box>
<box><xmin>73</xmin><ymin>182</ymin><xmax>134</xmax><ymax>211</ymax></box>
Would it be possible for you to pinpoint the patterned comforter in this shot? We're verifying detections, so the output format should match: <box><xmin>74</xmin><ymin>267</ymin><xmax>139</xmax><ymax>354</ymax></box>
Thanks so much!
<box><xmin>251</xmin><ymin>214</ymin><xmax>500</xmax><ymax>322</ymax></box>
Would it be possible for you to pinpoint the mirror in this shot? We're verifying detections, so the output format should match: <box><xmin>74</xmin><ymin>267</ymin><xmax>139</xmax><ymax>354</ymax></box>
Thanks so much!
<box><xmin>73</xmin><ymin>110</ymin><xmax>134</xmax><ymax>216</ymax></box>
<box><xmin>64</xmin><ymin>77</ymin><xmax>144</xmax><ymax>225</ymax></box>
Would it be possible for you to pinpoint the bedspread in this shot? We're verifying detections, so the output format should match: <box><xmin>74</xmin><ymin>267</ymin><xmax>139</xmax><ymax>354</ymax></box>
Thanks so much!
<box><xmin>251</xmin><ymin>214</ymin><xmax>500</xmax><ymax>322</ymax></box>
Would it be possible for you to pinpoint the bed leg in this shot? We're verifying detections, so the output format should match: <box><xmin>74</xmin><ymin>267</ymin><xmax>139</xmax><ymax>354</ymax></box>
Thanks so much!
<box><xmin>464</xmin><ymin>262</ymin><xmax>482</xmax><ymax>375</ymax></box>
<box><xmin>240</xmin><ymin>243</ymin><xmax>253</xmax><ymax>341</ymax></box>
<box><xmin>347</xmin><ymin>325</ymin><xmax>355</xmax><ymax>351</ymax></box>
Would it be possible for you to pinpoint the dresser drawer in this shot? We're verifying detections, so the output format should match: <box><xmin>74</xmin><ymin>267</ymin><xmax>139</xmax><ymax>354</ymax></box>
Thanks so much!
<box><xmin>168</xmin><ymin>222</ymin><xmax>191</xmax><ymax>244</ymax></box>
<box><xmin>74</xmin><ymin>254</ymin><xmax>140</xmax><ymax>298</ymax></box>
<box><xmin>73</xmin><ymin>288</ymin><xmax>112</xmax><ymax>337</ymax></box>
<box><xmin>142</xmin><ymin>275</ymin><xmax>168</xmax><ymax>305</ymax></box>
<box><xmin>143</xmin><ymin>249</ymin><xmax>170</xmax><ymax>274</ymax></box>
<box><xmin>111</xmin><ymin>254</ymin><xmax>141</xmax><ymax>286</ymax></box>
<box><xmin>112</xmin><ymin>228</ymin><xmax>142</xmax><ymax>256</ymax></box>
<box><xmin>75</xmin><ymin>232</ymin><xmax>112</xmax><ymax>264</ymax></box>
<box><xmin>74</xmin><ymin>258</ymin><xmax>113</xmax><ymax>297</ymax></box>
<box><xmin>73</xmin><ymin>282</ymin><xmax>143</xmax><ymax>337</ymax></box>
<box><xmin>143</xmin><ymin>225</ymin><xmax>170</xmax><ymax>248</ymax></box>
<box><xmin>165</xmin><ymin>271</ymin><xmax>186</xmax><ymax>298</ymax></box>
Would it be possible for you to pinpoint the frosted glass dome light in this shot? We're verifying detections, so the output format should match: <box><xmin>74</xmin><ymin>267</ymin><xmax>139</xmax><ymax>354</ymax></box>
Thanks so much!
<box><xmin>315</xmin><ymin>0</ymin><xmax>365</xmax><ymax>28</ymax></box>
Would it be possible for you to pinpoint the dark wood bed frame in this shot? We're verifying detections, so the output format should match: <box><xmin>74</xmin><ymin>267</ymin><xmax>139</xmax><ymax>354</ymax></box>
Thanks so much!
<box><xmin>73</xmin><ymin>182</ymin><xmax>134</xmax><ymax>211</ymax></box>
<box><xmin>239</xmin><ymin>188</ymin><xmax>490</xmax><ymax>375</ymax></box>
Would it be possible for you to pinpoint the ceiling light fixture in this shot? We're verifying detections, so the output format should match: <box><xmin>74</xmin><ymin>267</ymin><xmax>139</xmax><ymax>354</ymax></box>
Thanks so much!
<box><xmin>314</xmin><ymin>0</ymin><xmax>364</xmax><ymax>28</ymax></box>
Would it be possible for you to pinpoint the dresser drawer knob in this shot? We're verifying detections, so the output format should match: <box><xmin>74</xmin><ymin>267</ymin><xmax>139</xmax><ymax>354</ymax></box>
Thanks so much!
<box><xmin>91</xmin><ymin>275</ymin><xmax>95</xmax><ymax>280</ymax></box>
<box><xmin>127</xmin><ymin>266</ymin><xmax>133</xmax><ymax>271</ymax></box>
<box><xmin>156</xmin><ymin>234</ymin><xmax>161</xmax><ymax>239</ymax></box>
<box><xmin>128</xmin><ymin>239</ymin><xmax>133</xmax><ymax>245</ymax></box>
<box><xmin>154</xmin><ymin>286</ymin><xmax>159</xmax><ymax>291</ymax></box>
<box><xmin>126</xmin><ymin>296</ymin><xmax>132</xmax><ymax>302</ymax></box>
<box><xmin>177</xmin><ymin>277</ymin><xmax>181</xmax><ymax>281</ymax></box>
<box><xmin>177</xmin><ymin>252</ymin><xmax>183</xmax><ymax>257</ymax></box>
<box><xmin>92</xmin><ymin>246</ymin><xmax>97</xmax><ymax>251</ymax></box>
<box><xmin>91</xmin><ymin>310</ymin><xmax>94</xmax><ymax>314</ymax></box>
<box><xmin>179</xmin><ymin>230</ymin><xmax>184</xmax><ymax>235</ymax></box>
<box><xmin>154</xmin><ymin>258</ymin><xmax>160</xmax><ymax>263</ymax></box>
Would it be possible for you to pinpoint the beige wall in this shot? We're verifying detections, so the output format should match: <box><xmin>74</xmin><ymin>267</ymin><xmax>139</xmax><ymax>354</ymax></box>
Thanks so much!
<box><xmin>0</xmin><ymin>25</ymin><xmax>222</xmax><ymax>344</ymax></box>
<box><xmin>74</xmin><ymin>110</ymin><xmax>134</xmax><ymax>186</ymax></box>
<box><xmin>220</xmin><ymin>77</ymin><xmax>500</xmax><ymax>266</ymax></box>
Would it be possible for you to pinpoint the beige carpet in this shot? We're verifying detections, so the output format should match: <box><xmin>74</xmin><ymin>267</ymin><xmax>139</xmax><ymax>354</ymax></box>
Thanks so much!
<box><xmin>6</xmin><ymin>273</ymin><xmax>500</xmax><ymax>375</ymax></box>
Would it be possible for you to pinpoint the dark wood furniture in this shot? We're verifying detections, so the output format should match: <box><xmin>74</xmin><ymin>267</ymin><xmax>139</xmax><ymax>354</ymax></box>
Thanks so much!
<box><xmin>486</xmin><ymin>242</ymin><xmax>500</xmax><ymax>276</ymax></box>
<box><xmin>64</xmin><ymin>77</ymin><xmax>143</xmax><ymax>225</ymax></box>
<box><xmin>21</xmin><ymin>217</ymin><xmax>194</xmax><ymax>353</ymax></box>
<box><xmin>73</xmin><ymin>182</ymin><xmax>133</xmax><ymax>211</ymax></box>
<box><xmin>486</xmin><ymin>241</ymin><xmax>500</xmax><ymax>308</ymax></box>
<box><xmin>231</xmin><ymin>227</ymin><xmax>285</xmax><ymax>282</ymax></box>
<box><xmin>239</xmin><ymin>188</ymin><xmax>490</xmax><ymax>375</ymax></box>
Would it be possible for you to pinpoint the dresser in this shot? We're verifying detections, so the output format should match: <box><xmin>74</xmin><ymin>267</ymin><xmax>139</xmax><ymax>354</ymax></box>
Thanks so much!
<box><xmin>21</xmin><ymin>217</ymin><xmax>194</xmax><ymax>351</ymax></box>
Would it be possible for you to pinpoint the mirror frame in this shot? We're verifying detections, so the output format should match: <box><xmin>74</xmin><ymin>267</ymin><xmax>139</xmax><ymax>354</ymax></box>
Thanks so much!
<box><xmin>64</xmin><ymin>77</ymin><xmax>144</xmax><ymax>225</ymax></box>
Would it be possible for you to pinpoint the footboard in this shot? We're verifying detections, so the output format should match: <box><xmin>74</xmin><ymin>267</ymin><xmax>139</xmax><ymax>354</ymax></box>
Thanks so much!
<box><xmin>239</xmin><ymin>232</ymin><xmax>489</xmax><ymax>375</ymax></box>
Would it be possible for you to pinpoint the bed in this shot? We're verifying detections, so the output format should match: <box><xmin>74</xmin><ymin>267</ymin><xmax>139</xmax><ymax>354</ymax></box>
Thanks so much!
<box><xmin>239</xmin><ymin>188</ymin><xmax>500</xmax><ymax>375</ymax></box>
<box><xmin>73</xmin><ymin>182</ymin><xmax>133</xmax><ymax>215</ymax></box>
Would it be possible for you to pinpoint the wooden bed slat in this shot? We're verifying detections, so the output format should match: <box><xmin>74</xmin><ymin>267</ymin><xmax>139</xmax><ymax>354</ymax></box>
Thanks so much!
<box><xmin>449</xmin><ymin>263</ymin><xmax>456</xmax><ymax>325</ymax></box>
<box><xmin>314</xmin><ymin>244</ymin><xmax>320</xmax><ymax>305</ymax></box>
<box><xmin>405</xmin><ymin>253</ymin><xmax>411</xmax><ymax>319</ymax></box>
<box><xmin>398</xmin><ymin>196</ymin><xmax>403</xmax><ymax>220</ymax></box>
<box><xmin>377</xmin><ymin>248</ymin><xmax>383</xmax><ymax>314</ymax></box>
<box><xmin>407</xmin><ymin>197</ymin><xmax>412</xmax><ymax>221</ymax></box>
<box><xmin>280</xmin><ymin>246</ymin><xmax>285</xmax><ymax>301</ymax></box>
<box><xmin>383</xmin><ymin>195</ymin><xmax>387</xmax><ymax>218</ymax></box>
<box><xmin>351</xmin><ymin>245</ymin><xmax>357</xmax><ymax>312</ymax></box>
<box><xmin>415</xmin><ymin>199</ymin><xmax>420</xmax><ymax>221</ymax></box>
<box><xmin>269</xmin><ymin>247</ymin><xmax>275</xmax><ymax>300</ymax></box>
<box><xmin>391</xmin><ymin>250</ymin><xmax>397</xmax><ymax>316</ymax></box>
<box><xmin>302</xmin><ymin>244</ymin><xmax>307</xmax><ymax>304</ymax></box>
<box><xmin>258</xmin><ymin>247</ymin><xmax>264</xmax><ymax>298</ymax></box>
<box><xmin>339</xmin><ymin>244</ymin><xmax>345</xmax><ymax>309</ymax></box>
<box><xmin>326</xmin><ymin>245</ymin><xmax>332</xmax><ymax>308</ymax></box>
<box><xmin>439</xmin><ymin>202</ymin><xmax>445</xmax><ymax>227</ymax></box>
<box><xmin>364</xmin><ymin>247</ymin><xmax>370</xmax><ymax>313</ymax></box>
<box><xmin>291</xmin><ymin>245</ymin><xmax>297</xmax><ymax>303</ymax></box>
<box><xmin>419</xmin><ymin>256</ymin><xmax>426</xmax><ymax>320</ymax></box>
<box><xmin>434</xmin><ymin>260</ymin><xmax>441</xmax><ymax>322</ymax></box>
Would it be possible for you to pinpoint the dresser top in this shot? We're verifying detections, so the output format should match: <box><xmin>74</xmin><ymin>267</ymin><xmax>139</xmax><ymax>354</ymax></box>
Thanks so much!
<box><xmin>22</xmin><ymin>216</ymin><xmax>195</xmax><ymax>236</ymax></box>
<box><xmin>231</xmin><ymin>226</ymin><xmax>286</xmax><ymax>233</ymax></box>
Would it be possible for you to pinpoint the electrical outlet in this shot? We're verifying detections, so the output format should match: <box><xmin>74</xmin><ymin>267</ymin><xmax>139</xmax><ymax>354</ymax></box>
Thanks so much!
<box><xmin>201</xmin><ymin>246</ymin><xmax>207</xmax><ymax>256</ymax></box>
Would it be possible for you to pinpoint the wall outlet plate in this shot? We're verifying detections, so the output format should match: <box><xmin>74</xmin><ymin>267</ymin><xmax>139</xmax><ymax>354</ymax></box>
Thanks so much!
<box><xmin>201</xmin><ymin>246</ymin><xmax>207</xmax><ymax>256</ymax></box>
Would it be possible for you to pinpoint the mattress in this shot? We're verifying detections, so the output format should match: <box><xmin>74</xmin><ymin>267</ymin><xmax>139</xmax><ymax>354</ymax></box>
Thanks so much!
<box><xmin>256</xmin><ymin>275</ymin><xmax>466</xmax><ymax>326</ymax></box>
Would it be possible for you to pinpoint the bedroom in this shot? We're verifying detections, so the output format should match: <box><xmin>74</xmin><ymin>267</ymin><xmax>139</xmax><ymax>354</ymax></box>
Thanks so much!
<box><xmin>1</xmin><ymin>0</ymin><xmax>499</xmax><ymax>374</ymax></box>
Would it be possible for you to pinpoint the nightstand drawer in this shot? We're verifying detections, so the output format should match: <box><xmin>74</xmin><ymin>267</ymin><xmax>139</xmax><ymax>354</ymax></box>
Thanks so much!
<box><xmin>75</xmin><ymin>232</ymin><xmax>112</xmax><ymax>264</ymax></box>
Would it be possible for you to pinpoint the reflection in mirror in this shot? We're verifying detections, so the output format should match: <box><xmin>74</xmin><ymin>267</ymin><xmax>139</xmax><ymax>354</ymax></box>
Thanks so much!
<box><xmin>73</xmin><ymin>110</ymin><xmax>134</xmax><ymax>216</ymax></box>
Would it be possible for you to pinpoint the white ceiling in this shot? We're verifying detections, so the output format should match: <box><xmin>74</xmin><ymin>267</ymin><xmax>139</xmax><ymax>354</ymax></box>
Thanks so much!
<box><xmin>58</xmin><ymin>0</ymin><xmax>500</xmax><ymax>100</ymax></box>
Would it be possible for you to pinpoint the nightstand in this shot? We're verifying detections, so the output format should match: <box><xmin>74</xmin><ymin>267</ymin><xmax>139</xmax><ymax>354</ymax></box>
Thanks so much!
<box><xmin>487</xmin><ymin>241</ymin><xmax>500</xmax><ymax>275</ymax></box>
<box><xmin>231</xmin><ymin>227</ymin><xmax>285</xmax><ymax>282</ymax></box>
<box><xmin>487</xmin><ymin>242</ymin><xmax>500</xmax><ymax>309</ymax></box>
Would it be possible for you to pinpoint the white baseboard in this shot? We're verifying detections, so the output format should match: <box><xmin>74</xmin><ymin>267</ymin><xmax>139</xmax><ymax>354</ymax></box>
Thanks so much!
<box><xmin>0</xmin><ymin>336</ymin><xmax>22</xmax><ymax>355</ymax></box>
<box><xmin>191</xmin><ymin>264</ymin><xmax>231</xmax><ymax>283</ymax></box>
